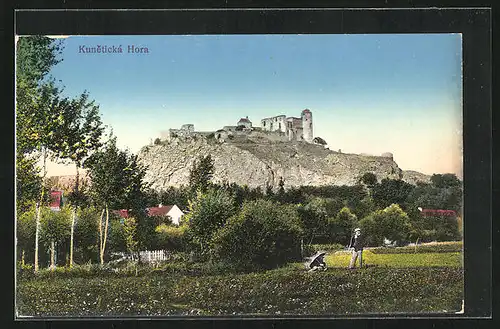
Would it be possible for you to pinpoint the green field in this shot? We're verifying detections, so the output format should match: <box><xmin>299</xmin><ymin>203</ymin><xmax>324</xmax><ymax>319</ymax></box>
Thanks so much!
<box><xmin>325</xmin><ymin>250</ymin><xmax>463</xmax><ymax>268</ymax></box>
<box><xmin>16</xmin><ymin>251</ymin><xmax>464</xmax><ymax>317</ymax></box>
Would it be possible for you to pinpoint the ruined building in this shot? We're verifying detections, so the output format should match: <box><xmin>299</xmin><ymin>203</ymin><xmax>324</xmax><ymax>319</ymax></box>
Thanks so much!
<box><xmin>160</xmin><ymin>109</ymin><xmax>316</xmax><ymax>144</ymax></box>
<box><xmin>261</xmin><ymin>109</ymin><xmax>313</xmax><ymax>143</ymax></box>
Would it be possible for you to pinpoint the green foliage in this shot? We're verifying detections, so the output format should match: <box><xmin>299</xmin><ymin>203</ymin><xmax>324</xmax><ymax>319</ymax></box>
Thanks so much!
<box><xmin>430</xmin><ymin>174</ymin><xmax>461</xmax><ymax>189</ymax></box>
<box><xmin>17</xmin><ymin>267</ymin><xmax>463</xmax><ymax>316</ymax></box>
<box><xmin>156</xmin><ymin>186</ymin><xmax>191</xmax><ymax>211</ymax></box>
<box><xmin>155</xmin><ymin>224</ymin><xmax>188</xmax><ymax>251</ymax></box>
<box><xmin>16</xmin><ymin>36</ymin><xmax>63</xmax><ymax>87</ymax></box>
<box><xmin>73</xmin><ymin>207</ymin><xmax>100</xmax><ymax>263</ymax></box>
<box><xmin>328</xmin><ymin>207</ymin><xmax>358</xmax><ymax>246</ymax></box>
<box><xmin>107</xmin><ymin>218</ymin><xmax>127</xmax><ymax>253</ymax></box>
<box><xmin>123</xmin><ymin>217</ymin><xmax>138</xmax><ymax>255</ymax></box>
<box><xmin>371</xmin><ymin>179</ymin><xmax>415</xmax><ymax>210</ymax></box>
<box><xmin>84</xmin><ymin>135</ymin><xmax>148</xmax><ymax>210</ymax></box>
<box><xmin>17</xmin><ymin>206</ymin><xmax>37</xmax><ymax>255</ymax></box>
<box><xmin>40</xmin><ymin>206</ymin><xmax>72</xmax><ymax>247</ymax></box>
<box><xmin>405</xmin><ymin>181</ymin><xmax>462</xmax><ymax>242</ymax></box>
<box><xmin>16</xmin><ymin>154</ymin><xmax>42</xmax><ymax>213</ymax></box>
<box><xmin>184</xmin><ymin>188</ymin><xmax>236</xmax><ymax>254</ymax></box>
<box><xmin>211</xmin><ymin>199</ymin><xmax>303</xmax><ymax>271</ymax></box>
<box><xmin>359</xmin><ymin>204</ymin><xmax>412</xmax><ymax>247</ymax></box>
<box><xmin>188</xmin><ymin>155</ymin><xmax>214</xmax><ymax>193</ymax></box>
<box><xmin>298</xmin><ymin>197</ymin><xmax>330</xmax><ymax>244</ymax></box>
<box><xmin>360</xmin><ymin>172</ymin><xmax>377</xmax><ymax>186</ymax></box>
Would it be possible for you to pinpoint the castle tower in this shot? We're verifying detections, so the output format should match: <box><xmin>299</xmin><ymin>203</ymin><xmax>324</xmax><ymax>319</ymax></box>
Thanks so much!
<box><xmin>301</xmin><ymin>109</ymin><xmax>313</xmax><ymax>143</ymax></box>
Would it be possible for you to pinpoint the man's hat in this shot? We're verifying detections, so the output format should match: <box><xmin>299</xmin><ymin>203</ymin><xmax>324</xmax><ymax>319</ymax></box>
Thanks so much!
<box><xmin>354</xmin><ymin>228</ymin><xmax>361</xmax><ymax>232</ymax></box>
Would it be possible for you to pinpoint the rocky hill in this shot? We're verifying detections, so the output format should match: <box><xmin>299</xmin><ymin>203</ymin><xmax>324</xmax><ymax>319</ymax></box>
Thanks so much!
<box><xmin>137</xmin><ymin>136</ymin><xmax>430</xmax><ymax>191</ymax></box>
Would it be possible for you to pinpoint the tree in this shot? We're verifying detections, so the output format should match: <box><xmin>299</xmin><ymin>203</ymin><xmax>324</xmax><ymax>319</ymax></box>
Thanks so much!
<box><xmin>211</xmin><ymin>200</ymin><xmax>303</xmax><ymax>271</ymax></box>
<box><xmin>371</xmin><ymin>178</ymin><xmax>415</xmax><ymax>210</ymax></box>
<box><xmin>189</xmin><ymin>155</ymin><xmax>214</xmax><ymax>193</ymax></box>
<box><xmin>16</xmin><ymin>36</ymin><xmax>64</xmax><ymax>272</ymax></box>
<box><xmin>17</xmin><ymin>206</ymin><xmax>38</xmax><ymax>265</ymax></box>
<box><xmin>123</xmin><ymin>217</ymin><xmax>139</xmax><ymax>257</ymax></box>
<box><xmin>430</xmin><ymin>174</ymin><xmax>461</xmax><ymax>189</ymax></box>
<box><xmin>298</xmin><ymin>197</ymin><xmax>329</xmax><ymax>244</ymax></box>
<box><xmin>360</xmin><ymin>172</ymin><xmax>377</xmax><ymax>187</ymax></box>
<box><xmin>73</xmin><ymin>206</ymin><xmax>100</xmax><ymax>263</ymax></box>
<box><xmin>46</xmin><ymin>91</ymin><xmax>104</xmax><ymax>267</ymax></box>
<box><xmin>184</xmin><ymin>188</ymin><xmax>236</xmax><ymax>255</ymax></box>
<box><xmin>359</xmin><ymin>204</ymin><xmax>412</xmax><ymax>246</ymax></box>
<box><xmin>40</xmin><ymin>206</ymin><xmax>72</xmax><ymax>269</ymax></box>
<box><xmin>328</xmin><ymin>207</ymin><xmax>358</xmax><ymax>245</ymax></box>
<box><xmin>84</xmin><ymin>135</ymin><xmax>148</xmax><ymax>264</ymax></box>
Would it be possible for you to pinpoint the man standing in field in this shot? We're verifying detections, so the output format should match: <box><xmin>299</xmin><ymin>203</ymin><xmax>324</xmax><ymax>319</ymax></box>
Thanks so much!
<box><xmin>348</xmin><ymin>227</ymin><xmax>364</xmax><ymax>269</ymax></box>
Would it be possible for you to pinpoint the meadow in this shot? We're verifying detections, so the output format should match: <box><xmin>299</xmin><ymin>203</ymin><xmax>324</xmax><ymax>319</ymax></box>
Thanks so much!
<box><xmin>16</xmin><ymin>246</ymin><xmax>463</xmax><ymax>317</ymax></box>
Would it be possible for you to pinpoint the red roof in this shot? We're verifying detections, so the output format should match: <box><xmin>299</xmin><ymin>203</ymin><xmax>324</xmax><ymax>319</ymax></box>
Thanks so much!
<box><xmin>113</xmin><ymin>205</ymin><xmax>176</xmax><ymax>218</ymax></box>
<box><xmin>420</xmin><ymin>209</ymin><xmax>457</xmax><ymax>217</ymax></box>
<box><xmin>49</xmin><ymin>191</ymin><xmax>62</xmax><ymax>210</ymax></box>
<box><xmin>147</xmin><ymin>205</ymin><xmax>174</xmax><ymax>216</ymax></box>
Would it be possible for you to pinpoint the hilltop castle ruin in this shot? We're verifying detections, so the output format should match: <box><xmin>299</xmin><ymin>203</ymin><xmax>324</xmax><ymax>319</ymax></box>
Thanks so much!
<box><xmin>160</xmin><ymin>108</ymin><xmax>323</xmax><ymax>146</ymax></box>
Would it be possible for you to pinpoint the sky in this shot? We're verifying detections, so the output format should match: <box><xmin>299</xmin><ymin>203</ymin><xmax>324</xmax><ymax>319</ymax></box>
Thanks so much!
<box><xmin>25</xmin><ymin>34</ymin><xmax>462</xmax><ymax>177</ymax></box>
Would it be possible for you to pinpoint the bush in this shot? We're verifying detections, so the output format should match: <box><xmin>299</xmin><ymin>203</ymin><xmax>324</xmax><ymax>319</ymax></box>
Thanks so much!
<box><xmin>73</xmin><ymin>207</ymin><xmax>100</xmax><ymax>263</ymax></box>
<box><xmin>328</xmin><ymin>207</ymin><xmax>357</xmax><ymax>245</ymax></box>
<box><xmin>184</xmin><ymin>188</ymin><xmax>237</xmax><ymax>254</ymax></box>
<box><xmin>211</xmin><ymin>199</ymin><xmax>303</xmax><ymax>271</ymax></box>
<box><xmin>155</xmin><ymin>224</ymin><xmax>188</xmax><ymax>251</ymax></box>
<box><xmin>359</xmin><ymin>204</ymin><xmax>412</xmax><ymax>247</ymax></box>
<box><xmin>17</xmin><ymin>206</ymin><xmax>37</xmax><ymax>263</ymax></box>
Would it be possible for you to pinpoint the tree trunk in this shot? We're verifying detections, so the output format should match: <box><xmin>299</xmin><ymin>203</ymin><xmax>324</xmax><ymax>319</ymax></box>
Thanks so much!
<box><xmin>99</xmin><ymin>208</ymin><xmax>105</xmax><ymax>265</ymax></box>
<box><xmin>70</xmin><ymin>209</ymin><xmax>76</xmax><ymax>267</ymax></box>
<box><xmin>102</xmin><ymin>205</ymin><xmax>109</xmax><ymax>264</ymax></box>
<box><xmin>34</xmin><ymin>203</ymin><xmax>41</xmax><ymax>272</ymax></box>
<box><xmin>34</xmin><ymin>147</ymin><xmax>48</xmax><ymax>273</ymax></box>
<box><xmin>21</xmin><ymin>250</ymin><xmax>25</xmax><ymax>266</ymax></box>
<box><xmin>50</xmin><ymin>240</ymin><xmax>55</xmax><ymax>270</ymax></box>
<box><xmin>69</xmin><ymin>165</ymin><xmax>79</xmax><ymax>268</ymax></box>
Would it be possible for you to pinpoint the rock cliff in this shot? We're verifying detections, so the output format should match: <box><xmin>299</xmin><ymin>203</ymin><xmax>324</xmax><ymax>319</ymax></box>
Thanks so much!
<box><xmin>137</xmin><ymin>136</ymin><xmax>428</xmax><ymax>191</ymax></box>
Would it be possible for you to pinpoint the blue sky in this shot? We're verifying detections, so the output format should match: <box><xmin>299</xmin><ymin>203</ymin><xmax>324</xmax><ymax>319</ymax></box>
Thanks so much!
<box><xmin>37</xmin><ymin>34</ymin><xmax>462</xmax><ymax>176</ymax></box>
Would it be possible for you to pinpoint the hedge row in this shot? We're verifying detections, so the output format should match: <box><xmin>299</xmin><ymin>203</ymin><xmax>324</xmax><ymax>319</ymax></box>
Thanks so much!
<box><xmin>370</xmin><ymin>241</ymin><xmax>463</xmax><ymax>254</ymax></box>
<box><xmin>17</xmin><ymin>267</ymin><xmax>463</xmax><ymax>316</ymax></box>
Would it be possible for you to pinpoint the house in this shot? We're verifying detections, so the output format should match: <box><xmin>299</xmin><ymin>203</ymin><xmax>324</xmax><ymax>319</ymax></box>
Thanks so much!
<box><xmin>113</xmin><ymin>204</ymin><xmax>185</xmax><ymax>225</ymax></box>
<box><xmin>147</xmin><ymin>204</ymin><xmax>185</xmax><ymax>225</ymax></box>
<box><xmin>49</xmin><ymin>190</ymin><xmax>63</xmax><ymax>211</ymax></box>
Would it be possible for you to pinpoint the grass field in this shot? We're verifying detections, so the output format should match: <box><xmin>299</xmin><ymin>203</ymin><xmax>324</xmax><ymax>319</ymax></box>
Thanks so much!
<box><xmin>16</xmin><ymin>250</ymin><xmax>464</xmax><ymax>317</ymax></box>
<box><xmin>325</xmin><ymin>250</ymin><xmax>463</xmax><ymax>268</ymax></box>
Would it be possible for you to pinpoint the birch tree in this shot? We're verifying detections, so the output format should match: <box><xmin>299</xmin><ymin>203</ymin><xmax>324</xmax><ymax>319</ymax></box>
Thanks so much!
<box><xmin>47</xmin><ymin>92</ymin><xmax>104</xmax><ymax>267</ymax></box>
<box><xmin>16</xmin><ymin>36</ymin><xmax>63</xmax><ymax>272</ymax></box>
<box><xmin>84</xmin><ymin>135</ymin><xmax>147</xmax><ymax>265</ymax></box>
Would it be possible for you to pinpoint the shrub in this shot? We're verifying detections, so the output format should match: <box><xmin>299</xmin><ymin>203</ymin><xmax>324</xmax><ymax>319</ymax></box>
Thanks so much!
<box><xmin>155</xmin><ymin>224</ymin><xmax>188</xmax><ymax>251</ymax></box>
<box><xmin>73</xmin><ymin>207</ymin><xmax>100</xmax><ymax>263</ymax></box>
<box><xmin>359</xmin><ymin>204</ymin><xmax>412</xmax><ymax>247</ymax></box>
<box><xmin>328</xmin><ymin>207</ymin><xmax>357</xmax><ymax>245</ymax></box>
<box><xmin>184</xmin><ymin>188</ymin><xmax>236</xmax><ymax>254</ymax></box>
<box><xmin>17</xmin><ymin>206</ymin><xmax>37</xmax><ymax>263</ymax></box>
<box><xmin>211</xmin><ymin>199</ymin><xmax>303</xmax><ymax>271</ymax></box>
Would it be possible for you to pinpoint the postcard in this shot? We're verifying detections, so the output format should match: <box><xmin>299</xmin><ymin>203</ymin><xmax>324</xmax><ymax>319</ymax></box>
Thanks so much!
<box><xmin>15</xmin><ymin>32</ymin><xmax>465</xmax><ymax>318</ymax></box>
